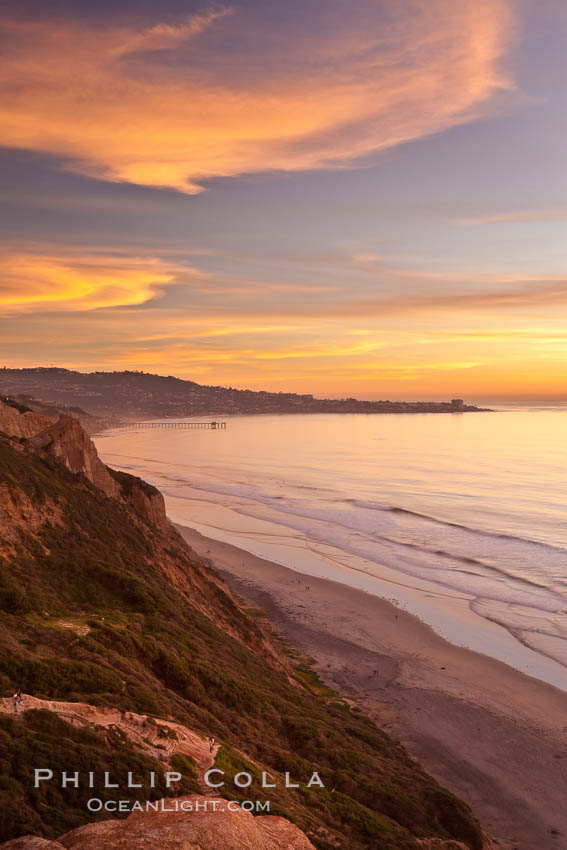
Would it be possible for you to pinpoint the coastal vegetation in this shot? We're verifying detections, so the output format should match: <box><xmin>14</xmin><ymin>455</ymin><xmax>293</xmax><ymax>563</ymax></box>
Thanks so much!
<box><xmin>0</xmin><ymin>429</ymin><xmax>484</xmax><ymax>848</ymax></box>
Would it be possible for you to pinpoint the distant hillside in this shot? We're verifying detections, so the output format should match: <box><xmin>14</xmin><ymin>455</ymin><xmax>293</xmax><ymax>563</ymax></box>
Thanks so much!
<box><xmin>0</xmin><ymin>368</ymin><xmax>486</xmax><ymax>423</ymax></box>
<box><xmin>0</xmin><ymin>403</ymin><xmax>488</xmax><ymax>848</ymax></box>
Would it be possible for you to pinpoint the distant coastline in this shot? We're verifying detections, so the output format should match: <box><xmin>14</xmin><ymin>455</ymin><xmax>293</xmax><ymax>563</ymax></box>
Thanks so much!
<box><xmin>0</xmin><ymin>366</ymin><xmax>490</xmax><ymax>424</ymax></box>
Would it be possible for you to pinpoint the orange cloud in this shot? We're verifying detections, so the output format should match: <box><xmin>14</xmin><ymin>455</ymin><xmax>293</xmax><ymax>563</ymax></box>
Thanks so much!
<box><xmin>0</xmin><ymin>0</ymin><xmax>515</xmax><ymax>192</ymax></box>
<box><xmin>0</xmin><ymin>253</ymin><xmax>202</xmax><ymax>313</ymax></box>
<box><xmin>4</xmin><ymin>244</ymin><xmax>566</xmax><ymax>324</ymax></box>
<box><xmin>4</xmin><ymin>244</ymin><xmax>566</xmax><ymax>400</ymax></box>
<box><xmin>3</xmin><ymin>294</ymin><xmax>567</xmax><ymax>398</ymax></box>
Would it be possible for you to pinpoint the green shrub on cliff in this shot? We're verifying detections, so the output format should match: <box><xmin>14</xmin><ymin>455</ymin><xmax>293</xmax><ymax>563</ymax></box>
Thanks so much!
<box><xmin>0</xmin><ymin>710</ymin><xmax>169</xmax><ymax>841</ymax></box>
<box><xmin>0</xmin><ymin>433</ymin><xmax>484</xmax><ymax>850</ymax></box>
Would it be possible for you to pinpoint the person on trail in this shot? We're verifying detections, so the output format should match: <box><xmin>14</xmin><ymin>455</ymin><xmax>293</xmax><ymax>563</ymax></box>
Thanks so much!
<box><xmin>209</xmin><ymin>736</ymin><xmax>216</xmax><ymax>753</ymax></box>
<box><xmin>13</xmin><ymin>690</ymin><xmax>22</xmax><ymax>713</ymax></box>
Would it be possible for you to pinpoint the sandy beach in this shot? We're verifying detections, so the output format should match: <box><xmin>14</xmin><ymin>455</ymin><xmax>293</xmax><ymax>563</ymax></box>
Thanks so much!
<box><xmin>178</xmin><ymin>523</ymin><xmax>567</xmax><ymax>850</ymax></box>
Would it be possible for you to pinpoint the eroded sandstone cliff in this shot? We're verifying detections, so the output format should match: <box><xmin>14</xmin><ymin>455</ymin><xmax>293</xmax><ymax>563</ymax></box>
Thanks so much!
<box><xmin>0</xmin><ymin>399</ymin><xmax>52</xmax><ymax>439</ymax></box>
<box><xmin>0</xmin><ymin>400</ymin><xmax>167</xmax><ymax>529</ymax></box>
<box><xmin>0</xmin><ymin>410</ymin><xmax>492</xmax><ymax>849</ymax></box>
<box><xmin>32</xmin><ymin>415</ymin><xmax>119</xmax><ymax>498</ymax></box>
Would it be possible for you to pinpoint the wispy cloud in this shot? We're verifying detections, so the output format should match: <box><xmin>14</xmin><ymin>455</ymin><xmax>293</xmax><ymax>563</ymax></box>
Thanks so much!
<box><xmin>0</xmin><ymin>0</ymin><xmax>515</xmax><ymax>192</ymax></box>
<box><xmin>322</xmin><ymin>277</ymin><xmax>567</xmax><ymax>319</ymax></box>
<box><xmin>4</xmin><ymin>244</ymin><xmax>567</xmax><ymax>322</ymax></box>
<box><xmin>460</xmin><ymin>210</ymin><xmax>567</xmax><ymax>224</ymax></box>
<box><xmin>112</xmin><ymin>7</ymin><xmax>233</xmax><ymax>56</ymax></box>
<box><xmin>0</xmin><ymin>252</ymin><xmax>204</xmax><ymax>314</ymax></box>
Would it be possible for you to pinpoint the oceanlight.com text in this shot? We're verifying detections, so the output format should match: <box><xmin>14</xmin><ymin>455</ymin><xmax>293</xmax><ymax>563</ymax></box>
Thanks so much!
<box><xmin>86</xmin><ymin>798</ymin><xmax>272</xmax><ymax>814</ymax></box>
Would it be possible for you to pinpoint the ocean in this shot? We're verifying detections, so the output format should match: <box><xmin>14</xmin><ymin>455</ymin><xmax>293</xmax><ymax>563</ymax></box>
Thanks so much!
<box><xmin>95</xmin><ymin>406</ymin><xmax>567</xmax><ymax>691</ymax></box>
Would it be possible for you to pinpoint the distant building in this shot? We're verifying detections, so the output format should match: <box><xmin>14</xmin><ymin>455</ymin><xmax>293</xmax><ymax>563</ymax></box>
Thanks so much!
<box><xmin>451</xmin><ymin>398</ymin><xmax>464</xmax><ymax>411</ymax></box>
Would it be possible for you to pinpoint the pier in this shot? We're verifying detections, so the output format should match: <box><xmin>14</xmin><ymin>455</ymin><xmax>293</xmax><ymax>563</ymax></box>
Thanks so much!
<box><xmin>129</xmin><ymin>421</ymin><xmax>226</xmax><ymax>430</ymax></box>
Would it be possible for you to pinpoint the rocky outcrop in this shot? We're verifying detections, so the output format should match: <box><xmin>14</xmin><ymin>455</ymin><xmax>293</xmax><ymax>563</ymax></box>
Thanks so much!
<box><xmin>110</xmin><ymin>469</ymin><xmax>168</xmax><ymax>531</ymax></box>
<box><xmin>26</xmin><ymin>400</ymin><xmax>102</xmax><ymax>436</ymax></box>
<box><xmin>0</xmin><ymin>797</ymin><xmax>315</xmax><ymax>850</ymax></box>
<box><xmin>56</xmin><ymin>795</ymin><xmax>315</xmax><ymax>849</ymax></box>
<box><xmin>32</xmin><ymin>415</ymin><xmax>119</xmax><ymax>498</ymax></box>
<box><xmin>127</xmin><ymin>481</ymin><xmax>168</xmax><ymax>530</ymax></box>
<box><xmin>29</xmin><ymin>415</ymin><xmax>169</xmax><ymax>528</ymax></box>
<box><xmin>0</xmin><ymin>399</ymin><xmax>53</xmax><ymax>439</ymax></box>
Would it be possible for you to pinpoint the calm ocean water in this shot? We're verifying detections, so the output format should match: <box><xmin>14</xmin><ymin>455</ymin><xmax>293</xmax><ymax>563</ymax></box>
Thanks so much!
<box><xmin>95</xmin><ymin>406</ymin><xmax>567</xmax><ymax>689</ymax></box>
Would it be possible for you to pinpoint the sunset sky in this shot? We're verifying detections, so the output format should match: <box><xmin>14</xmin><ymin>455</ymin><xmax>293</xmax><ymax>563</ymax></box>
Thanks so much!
<box><xmin>1</xmin><ymin>0</ymin><xmax>566</xmax><ymax>399</ymax></box>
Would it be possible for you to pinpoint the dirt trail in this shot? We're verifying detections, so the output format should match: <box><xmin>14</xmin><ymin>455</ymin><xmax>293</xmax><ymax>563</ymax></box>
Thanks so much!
<box><xmin>0</xmin><ymin>695</ymin><xmax>219</xmax><ymax>792</ymax></box>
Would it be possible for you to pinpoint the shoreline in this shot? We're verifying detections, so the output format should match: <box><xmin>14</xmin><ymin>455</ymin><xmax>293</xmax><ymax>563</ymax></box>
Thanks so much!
<box><xmin>177</xmin><ymin>522</ymin><xmax>567</xmax><ymax>850</ymax></box>
<box><xmin>167</xmin><ymin>508</ymin><xmax>567</xmax><ymax>692</ymax></box>
<box><xmin>95</xmin><ymin>407</ymin><xmax>567</xmax><ymax>693</ymax></box>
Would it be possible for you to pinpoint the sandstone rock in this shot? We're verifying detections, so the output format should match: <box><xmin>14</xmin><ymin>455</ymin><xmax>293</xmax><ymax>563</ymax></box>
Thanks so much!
<box><xmin>128</xmin><ymin>480</ymin><xmax>168</xmax><ymax>530</ymax></box>
<box><xmin>0</xmin><ymin>399</ymin><xmax>53</xmax><ymax>439</ymax></box>
<box><xmin>113</xmin><ymin>471</ymin><xmax>169</xmax><ymax>531</ymax></box>
<box><xmin>32</xmin><ymin>415</ymin><xmax>119</xmax><ymax>498</ymax></box>
<box><xmin>30</xmin><ymin>414</ymin><xmax>168</xmax><ymax>527</ymax></box>
<box><xmin>56</xmin><ymin>796</ymin><xmax>315</xmax><ymax>849</ymax></box>
<box><xmin>0</xmin><ymin>838</ymin><xmax>66</xmax><ymax>849</ymax></box>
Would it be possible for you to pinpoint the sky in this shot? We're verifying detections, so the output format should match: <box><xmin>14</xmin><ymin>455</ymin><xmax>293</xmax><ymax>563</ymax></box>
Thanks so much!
<box><xmin>1</xmin><ymin>0</ymin><xmax>566</xmax><ymax>400</ymax></box>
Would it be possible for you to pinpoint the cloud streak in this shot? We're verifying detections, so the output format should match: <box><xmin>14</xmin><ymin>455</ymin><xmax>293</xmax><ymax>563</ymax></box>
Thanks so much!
<box><xmin>461</xmin><ymin>210</ymin><xmax>567</xmax><ymax>224</ymax></box>
<box><xmin>0</xmin><ymin>253</ymin><xmax>204</xmax><ymax>314</ymax></box>
<box><xmin>314</xmin><ymin>277</ymin><xmax>567</xmax><ymax>320</ymax></box>
<box><xmin>3</xmin><ymin>245</ymin><xmax>566</xmax><ymax>323</ymax></box>
<box><xmin>0</xmin><ymin>0</ymin><xmax>515</xmax><ymax>192</ymax></box>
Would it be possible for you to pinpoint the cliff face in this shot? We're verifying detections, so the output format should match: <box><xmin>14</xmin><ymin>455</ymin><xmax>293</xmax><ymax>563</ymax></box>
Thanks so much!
<box><xmin>29</xmin><ymin>415</ymin><xmax>167</xmax><ymax>528</ymax></box>
<box><xmin>32</xmin><ymin>415</ymin><xmax>119</xmax><ymax>498</ymax></box>
<box><xmin>126</xmin><ymin>481</ymin><xmax>168</xmax><ymax>530</ymax></box>
<box><xmin>108</xmin><ymin>468</ymin><xmax>168</xmax><ymax>531</ymax></box>
<box><xmin>0</xmin><ymin>422</ymin><xmax>489</xmax><ymax>850</ymax></box>
<box><xmin>0</xmin><ymin>399</ymin><xmax>53</xmax><ymax>439</ymax></box>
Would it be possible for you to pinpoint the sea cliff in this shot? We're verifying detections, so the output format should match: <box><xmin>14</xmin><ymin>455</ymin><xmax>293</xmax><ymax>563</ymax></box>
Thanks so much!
<box><xmin>0</xmin><ymin>399</ymin><xmax>490</xmax><ymax>848</ymax></box>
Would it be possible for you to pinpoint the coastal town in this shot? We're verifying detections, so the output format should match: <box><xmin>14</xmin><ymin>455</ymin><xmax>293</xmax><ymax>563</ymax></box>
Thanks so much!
<box><xmin>0</xmin><ymin>368</ymin><xmax>483</xmax><ymax>424</ymax></box>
